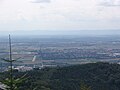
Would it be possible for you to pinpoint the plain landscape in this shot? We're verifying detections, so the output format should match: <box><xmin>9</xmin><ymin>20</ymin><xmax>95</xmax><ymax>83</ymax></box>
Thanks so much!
<box><xmin>0</xmin><ymin>0</ymin><xmax>120</xmax><ymax>89</ymax></box>
<box><xmin>1</xmin><ymin>35</ymin><xmax>120</xmax><ymax>70</ymax></box>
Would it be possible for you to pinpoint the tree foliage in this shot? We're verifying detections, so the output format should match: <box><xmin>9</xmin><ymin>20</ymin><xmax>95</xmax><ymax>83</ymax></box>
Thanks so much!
<box><xmin>1</xmin><ymin>62</ymin><xmax>120</xmax><ymax>90</ymax></box>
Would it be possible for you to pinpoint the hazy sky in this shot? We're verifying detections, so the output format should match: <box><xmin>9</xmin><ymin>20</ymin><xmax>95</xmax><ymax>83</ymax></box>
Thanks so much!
<box><xmin>0</xmin><ymin>0</ymin><xmax>120</xmax><ymax>33</ymax></box>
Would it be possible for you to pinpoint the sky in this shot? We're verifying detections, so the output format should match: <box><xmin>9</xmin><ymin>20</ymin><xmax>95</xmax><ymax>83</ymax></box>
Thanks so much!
<box><xmin>0</xmin><ymin>0</ymin><xmax>120</xmax><ymax>35</ymax></box>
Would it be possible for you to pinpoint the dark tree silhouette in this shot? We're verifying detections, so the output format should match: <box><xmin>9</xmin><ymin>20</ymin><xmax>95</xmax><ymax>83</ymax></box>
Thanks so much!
<box><xmin>1</xmin><ymin>35</ymin><xmax>26</xmax><ymax>90</ymax></box>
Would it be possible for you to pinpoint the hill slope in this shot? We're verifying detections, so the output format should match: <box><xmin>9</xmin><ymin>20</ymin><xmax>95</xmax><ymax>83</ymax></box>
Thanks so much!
<box><xmin>1</xmin><ymin>62</ymin><xmax>120</xmax><ymax>90</ymax></box>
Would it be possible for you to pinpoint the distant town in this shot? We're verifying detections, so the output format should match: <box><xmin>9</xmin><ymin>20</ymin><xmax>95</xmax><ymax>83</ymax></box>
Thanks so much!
<box><xmin>1</xmin><ymin>35</ymin><xmax>120</xmax><ymax>72</ymax></box>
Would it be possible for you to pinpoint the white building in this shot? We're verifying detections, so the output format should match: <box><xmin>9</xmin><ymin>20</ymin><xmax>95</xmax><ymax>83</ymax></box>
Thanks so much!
<box><xmin>14</xmin><ymin>66</ymin><xmax>33</xmax><ymax>72</ymax></box>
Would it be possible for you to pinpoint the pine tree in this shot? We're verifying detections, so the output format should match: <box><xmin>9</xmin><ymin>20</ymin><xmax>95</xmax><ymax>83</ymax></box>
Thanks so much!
<box><xmin>1</xmin><ymin>35</ymin><xmax>27</xmax><ymax>90</ymax></box>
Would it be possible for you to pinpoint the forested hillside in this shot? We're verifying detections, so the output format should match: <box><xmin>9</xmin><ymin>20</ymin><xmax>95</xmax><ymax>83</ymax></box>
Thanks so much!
<box><xmin>1</xmin><ymin>62</ymin><xmax>120</xmax><ymax>90</ymax></box>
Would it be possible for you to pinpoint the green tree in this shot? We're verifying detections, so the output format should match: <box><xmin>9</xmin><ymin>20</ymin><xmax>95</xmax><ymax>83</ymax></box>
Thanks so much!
<box><xmin>1</xmin><ymin>35</ymin><xmax>26</xmax><ymax>90</ymax></box>
<box><xmin>80</xmin><ymin>82</ymin><xmax>91</xmax><ymax>90</ymax></box>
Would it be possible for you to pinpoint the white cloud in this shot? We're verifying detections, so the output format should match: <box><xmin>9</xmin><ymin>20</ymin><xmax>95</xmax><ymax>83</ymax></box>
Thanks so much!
<box><xmin>29</xmin><ymin>0</ymin><xmax>51</xmax><ymax>3</ymax></box>
<box><xmin>99</xmin><ymin>0</ymin><xmax>120</xmax><ymax>6</ymax></box>
<box><xmin>0</xmin><ymin>0</ymin><xmax>120</xmax><ymax>31</ymax></box>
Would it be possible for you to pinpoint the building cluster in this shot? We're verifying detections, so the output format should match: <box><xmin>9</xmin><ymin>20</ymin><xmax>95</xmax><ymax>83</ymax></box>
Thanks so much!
<box><xmin>14</xmin><ymin>66</ymin><xmax>33</xmax><ymax>72</ymax></box>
